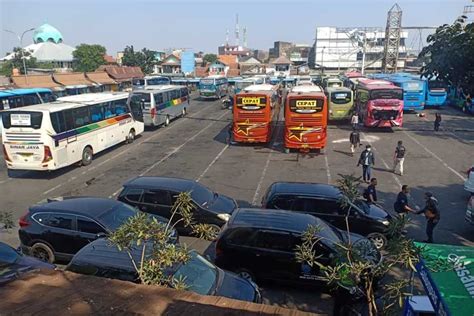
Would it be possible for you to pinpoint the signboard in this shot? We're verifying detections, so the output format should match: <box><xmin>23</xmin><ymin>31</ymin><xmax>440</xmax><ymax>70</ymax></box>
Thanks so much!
<box><xmin>11</xmin><ymin>113</ymin><xmax>31</xmax><ymax>126</ymax></box>
<box><xmin>289</xmin><ymin>99</ymin><xmax>323</xmax><ymax>113</ymax></box>
<box><xmin>181</xmin><ymin>51</ymin><xmax>195</xmax><ymax>75</ymax></box>
<box><xmin>236</xmin><ymin>96</ymin><xmax>266</xmax><ymax>110</ymax></box>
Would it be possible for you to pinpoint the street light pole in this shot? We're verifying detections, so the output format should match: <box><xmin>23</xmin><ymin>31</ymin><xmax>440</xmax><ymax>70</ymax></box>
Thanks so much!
<box><xmin>4</xmin><ymin>28</ymin><xmax>35</xmax><ymax>84</ymax></box>
<box><xmin>321</xmin><ymin>46</ymin><xmax>326</xmax><ymax>74</ymax></box>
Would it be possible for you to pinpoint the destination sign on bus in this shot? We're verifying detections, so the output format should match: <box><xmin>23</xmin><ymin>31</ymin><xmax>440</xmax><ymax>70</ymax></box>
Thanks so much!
<box><xmin>10</xmin><ymin>113</ymin><xmax>31</xmax><ymax>126</ymax></box>
<box><xmin>236</xmin><ymin>96</ymin><xmax>266</xmax><ymax>110</ymax></box>
<box><xmin>289</xmin><ymin>99</ymin><xmax>323</xmax><ymax>113</ymax></box>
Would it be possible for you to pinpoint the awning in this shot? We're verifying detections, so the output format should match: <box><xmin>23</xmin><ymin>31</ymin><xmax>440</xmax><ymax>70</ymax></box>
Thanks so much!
<box><xmin>53</xmin><ymin>73</ymin><xmax>94</xmax><ymax>86</ymax></box>
<box><xmin>11</xmin><ymin>74</ymin><xmax>64</xmax><ymax>90</ymax></box>
<box><xmin>413</xmin><ymin>242</ymin><xmax>474</xmax><ymax>315</ymax></box>
<box><xmin>85</xmin><ymin>71</ymin><xmax>117</xmax><ymax>85</ymax></box>
<box><xmin>101</xmin><ymin>66</ymin><xmax>144</xmax><ymax>82</ymax></box>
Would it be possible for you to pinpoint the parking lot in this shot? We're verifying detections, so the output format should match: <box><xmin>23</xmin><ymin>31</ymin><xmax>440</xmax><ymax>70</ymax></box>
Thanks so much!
<box><xmin>0</xmin><ymin>92</ymin><xmax>473</xmax><ymax>313</ymax></box>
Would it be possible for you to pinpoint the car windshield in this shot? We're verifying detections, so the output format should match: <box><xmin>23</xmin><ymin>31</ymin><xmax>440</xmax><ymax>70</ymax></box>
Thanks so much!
<box><xmin>171</xmin><ymin>251</ymin><xmax>217</xmax><ymax>295</ymax></box>
<box><xmin>98</xmin><ymin>203</ymin><xmax>138</xmax><ymax>231</ymax></box>
<box><xmin>0</xmin><ymin>242</ymin><xmax>21</xmax><ymax>265</ymax></box>
<box><xmin>315</xmin><ymin>219</ymin><xmax>342</xmax><ymax>247</ymax></box>
<box><xmin>353</xmin><ymin>200</ymin><xmax>371</xmax><ymax>215</ymax></box>
<box><xmin>191</xmin><ymin>183</ymin><xmax>215</xmax><ymax>206</ymax></box>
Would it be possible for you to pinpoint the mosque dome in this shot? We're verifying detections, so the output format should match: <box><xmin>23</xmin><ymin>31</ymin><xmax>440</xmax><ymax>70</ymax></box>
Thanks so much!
<box><xmin>33</xmin><ymin>23</ymin><xmax>63</xmax><ymax>44</ymax></box>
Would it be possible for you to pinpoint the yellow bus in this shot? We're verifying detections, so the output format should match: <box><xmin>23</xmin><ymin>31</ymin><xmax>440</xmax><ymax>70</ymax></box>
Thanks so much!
<box><xmin>325</xmin><ymin>86</ymin><xmax>354</xmax><ymax>120</ymax></box>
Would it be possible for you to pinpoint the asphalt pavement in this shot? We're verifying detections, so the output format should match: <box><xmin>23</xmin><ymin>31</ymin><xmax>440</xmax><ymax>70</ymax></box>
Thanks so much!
<box><xmin>0</xmin><ymin>93</ymin><xmax>473</xmax><ymax>313</ymax></box>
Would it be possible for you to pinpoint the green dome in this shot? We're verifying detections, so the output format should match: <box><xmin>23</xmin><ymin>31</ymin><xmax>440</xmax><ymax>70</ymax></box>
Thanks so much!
<box><xmin>33</xmin><ymin>23</ymin><xmax>63</xmax><ymax>44</ymax></box>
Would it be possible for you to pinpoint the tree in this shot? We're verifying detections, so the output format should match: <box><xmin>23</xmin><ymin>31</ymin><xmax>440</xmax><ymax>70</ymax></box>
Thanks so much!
<box><xmin>296</xmin><ymin>174</ymin><xmax>420</xmax><ymax>315</ymax></box>
<box><xmin>202</xmin><ymin>53</ymin><xmax>218</xmax><ymax>66</ymax></box>
<box><xmin>0</xmin><ymin>47</ymin><xmax>37</xmax><ymax>75</ymax></box>
<box><xmin>72</xmin><ymin>44</ymin><xmax>107</xmax><ymax>72</ymax></box>
<box><xmin>121</xmin><ymin>45</ymin><xmax>157</xmax><ymax>75</ymax></box>
<box><xmin>419</xmin><ymin>18</ymin><xmax>474</xmax><ymax>93</ymax></box>
<box><xmin>108</xmin><ymin>192</ymin><xmax>217</xmax><ymax>288</ymax></box>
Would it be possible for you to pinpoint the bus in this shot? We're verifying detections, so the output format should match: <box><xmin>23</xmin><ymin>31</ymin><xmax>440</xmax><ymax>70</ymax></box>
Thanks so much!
<box><xmin>233</xmin><ymin>84</ymin><xmax>279</xmax><ymax>143</ymax></box>
<box><xmin>385</xmin><ymin>76</ymin><xmax>425</xmax><ymax>111</ymax></box>
<box><xmin>1</xmin><ymin>93</ymin><xmax>144</xmax><ymax>171</ymax></box>
<box><xmin>325</xmin><ymin>86</ymin><xmax>354</xmax><ymax>120</ymax></box>
<box><xmin>198</xmin><ymin>75</ymin><xmax>228</xmax><ymax>99</ymax></box>
<box><xmin>355</xmin><ymin>78</ymin><xmax>404</xmax><ymax>128</ymax></box>
<box><xmin>133</xmin><ymin>76</ymin><xmax>171</xmax><ymax>89</ymax></box>
<box><xmin>323</xmin><ymin>77</ymin><xmax>343</xmax><ymax>89</ymax></box>
<box><xmin>448</xmin><ymin>86</ymin><xmax>474</xmax><ymax>114</ymax></box>
<box><xmin>424</xmin><ymin>79</ymin><xmax>448</xmax><ymax>107</ymax></box>
<box><xmin>341</xmin><ymin>71</ymin><xmax>364</xmax><ymax>90</ymax></box>
<box><xmin>284</xmin><ymin>85</ymin><xmax>327</xmax><ymax>153</ymax></box>
<box><xmin>233</xmin><ymin>77</ymin><xmax>264</xmax><ymax>95</ymax></box>
<box><xmin>129</xmin><ymin>85</ymin><xmax>190</xmax><ymax>127</ymax></box>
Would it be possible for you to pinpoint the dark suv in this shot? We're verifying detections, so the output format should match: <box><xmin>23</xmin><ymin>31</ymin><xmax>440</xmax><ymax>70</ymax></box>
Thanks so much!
<box><xmin>215</xmin><ymin>208</ymin><xmax>380</xmax><ymax>286</ymax></box>
<box><xmin>118</xmin><ymin>176</ymin><xmax>238</xmax><ymax>233</ymax></box>
<box><xmin>261</xmin><ymin>182</ymin><xmax>392</xmax><ymax>249</ymax></box>
<box><xmin>19</xmin><ymin>197</ymin><xmax>176</xmax><ymax>263</ymax></box>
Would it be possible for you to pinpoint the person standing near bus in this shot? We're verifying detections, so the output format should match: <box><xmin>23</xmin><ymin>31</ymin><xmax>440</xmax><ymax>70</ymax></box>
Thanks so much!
<box><xmin>415</xmin><ymin>192</ymin><xmax>440</xmax><ymax>243</ymax></box>
<box><xmin>393</xmin><ymin>140</ymin><xmax>406</xmax><ymax>176</ymax></box>
<box><xmin>351</xmin><ymin>112</ymin><xmax>359</xmax><ymax>129</ymax></box>
<box><xmin>349</xmin><ymin>127</ymin><xmax>361</xmax><ymax>156</ymax></box>
<box><xmin>357</xmin><ymin>144</ymin><xmax>375</xmax><ymax>183</ymax></box>
<box><xmin>394</xmin><ymin>185</ymin><xmax>418</xmax><ymax>216</ymax></box>
<box><xmin>434</xmin><ymin>113</ymin><xmax>442</xmax><ymax>131</ymax></box>
<box><xmin>363</xmin><ymin>178</ymin><xmax>377</xmax><ymax>203</ymax></box>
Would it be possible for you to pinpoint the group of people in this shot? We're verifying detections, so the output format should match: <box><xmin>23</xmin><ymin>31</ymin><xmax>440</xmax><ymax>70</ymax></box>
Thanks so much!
<box><xmin>349</xmin><ymin>115</ymin><xmax>440</xmax><ymax>243</ymax></box>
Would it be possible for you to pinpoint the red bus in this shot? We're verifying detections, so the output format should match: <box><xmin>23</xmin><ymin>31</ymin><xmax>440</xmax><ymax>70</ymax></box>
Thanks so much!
<box><xmin>355</xmin><ymin>78</ymin><xmax>404</xmax><ymax>128</ymax></box>
<box><xmin>233</xmin><ymin>84</ymin><xmax>279</xmax><ymax>143</ymax></box>
<box><xmin>284</xmin><ymin>85</ymin><xmax>327</xmax><ymax>153</ymax></box>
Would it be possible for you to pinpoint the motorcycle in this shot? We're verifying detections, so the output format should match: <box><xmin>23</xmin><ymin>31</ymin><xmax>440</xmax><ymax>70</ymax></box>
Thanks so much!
<box><xmin>222</xmin><ymin>97</ymin><xmax>232</xmax><ymax>110</ymax></box>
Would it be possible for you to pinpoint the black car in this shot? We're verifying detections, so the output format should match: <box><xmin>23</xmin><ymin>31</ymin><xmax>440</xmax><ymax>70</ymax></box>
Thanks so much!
<box><xmin>0</xmin><ymin>241</ymin><xmax>55</xmax><ymax>285</ymax></box>
<box><xmin>215</xmin><ymin>208</ymin><xmax>380</xmax><ymax>286</ymax></box>
<box><xmin>19</xmin><ymin>197</ymin><xmax>177</xmax><ymax>263</ymax></box>
<box><xmin>118</xmin><ymin>176</ymin><xmax>238</xmax><ymax>233</ymax></box>
<box><xmin>66</xmin><ymin>238</ymin><xmax>261</xmax><ymax>303</ymax></box>
<box><xmin>261</xmin><ymin>182</ymin><xmax>392</xmax><ymax>249</ymax></box>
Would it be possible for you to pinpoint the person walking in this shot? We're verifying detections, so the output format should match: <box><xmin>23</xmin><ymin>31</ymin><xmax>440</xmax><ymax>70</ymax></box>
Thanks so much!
<box><xmin>357</xmin><ymin>145</ymin><xmax>375</xmax><ymax>183</ymax></box>
<box><xmin>351</xmin><ymin>112</ymin><xmax>359</xmax><ymax>129</ymax></box>
<box><xmin>393</xmin><ymin>140</ymin><xmax>406</xmax><ymax>176</ymax></box>
<box><xmin>415</xmin><ymin>192</ymin><xmax>440</xmax><ymax>243</ymax></box>
<box><xmin>349</xmin><ymin>128</ymin><xmax>361</xmax><ymax>156</ymax></box>
<box><xmin>394</xmin><ymin>185</ymin><xmax>418</xmax><ymax>215</ymax></box>
<box><xmin>227</xmin><ymin>123</ymin><xmax>233</xmax><ymax>145</ymax></box>
<box><xmin>434</xmin><ymin>113</ymin><xmax>442</xmax><ymax>131</ymax></box>
<box><xmin>363</xmin><ymin>178</ymin><xmax>378</xmax><ymax>203</ymax></box>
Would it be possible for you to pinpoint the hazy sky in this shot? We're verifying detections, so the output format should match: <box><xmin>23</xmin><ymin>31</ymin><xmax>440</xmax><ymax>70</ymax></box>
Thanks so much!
<box><xmin>0</xmin><ymin>0</ymin><xmax>469</xmax><ymax>57</ymax></box>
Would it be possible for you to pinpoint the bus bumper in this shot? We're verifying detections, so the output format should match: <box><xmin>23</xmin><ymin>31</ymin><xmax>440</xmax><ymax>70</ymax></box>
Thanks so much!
<box><xmin>233</xmin><ymin>134</ymin><xmax>269</xmax><ymax>143</ymax></box>
<box><xmin>6</xmin><ymin>161</ymin><xmax>54</xmax><ymax>171</ymax></box>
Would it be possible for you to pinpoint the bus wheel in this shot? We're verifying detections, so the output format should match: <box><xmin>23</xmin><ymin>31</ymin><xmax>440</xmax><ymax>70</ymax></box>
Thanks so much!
<box><xmin>81</xmin><ymin>147</ymin><xmax>93</xmax><ymax>166</ymax></box>
<box><xmin>126</xmin><ymin>129</ymin><xmax>135</xmax><ymax>144</ymax></box>
<box><xmin>182</xmin><ymin>108</ymin><xmax>187</xmax><ymax>117</ymax></box>
<box><xmin>165</xmin><ymin>115</ymin><xmax>170</xmax><ymax>127</ymax></box>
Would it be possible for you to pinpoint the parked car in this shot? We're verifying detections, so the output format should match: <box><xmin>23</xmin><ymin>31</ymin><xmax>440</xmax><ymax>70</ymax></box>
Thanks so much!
<box><xmin>465</xmin><ymin>166</ymin><xmax>474</xmax><ymax>193</ymax></box>
<box><xmin>215</xmin><ymin>208</ymin><xmax>381</xmax><ymax>288</ymax></box>
<box><xmin>19</xmin><ymin>197</ymin><xmax>177</xmax><ymax>263</ymax></box>
<box><xmin>118</xmin><ymin>176</ymin><xmax>238</xmax><ymax>234</ymax></box>
<box><xmin>66</xmin><ymin>238</ymin><xmax>261</xmax><ymax>303</ymax></box>
<box><xmin>261</xmin><ymin>182</ymin><xmax>392</xmax><ymax>249</ymax></box>
<box><xmin>466</xmin><ymin>194</ymin><xmax>474</xmax><ymax>225</ymax></box>
<box><xmin>0</xmin><ymin>241</ymin><xmax>55</xmax><ymax>285</ymax></box>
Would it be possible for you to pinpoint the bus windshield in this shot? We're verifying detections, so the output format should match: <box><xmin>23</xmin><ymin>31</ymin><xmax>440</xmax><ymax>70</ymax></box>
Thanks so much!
<box><xmin>147</xmin><ymin>78</ymin><xmax>169</xmax><ymax>85</ymax></box>
<box><xmin>330</xmin><ymin>92</ymin><xmax>351</xmax><ymax>104</ymax></box>
<box><xmin>428</xmin><ymin>81</ymin><xmax>448</xmax><ymax>90</ymax></box>
<box><xmin>403</xmin><ymin>81</ymin><xmax>423</xmax><ymax>92</ymax></box>
<box><xmin>370</xmin><ymin>89</ymin><xmax>403</xmax><ymax>100</ymax></box>
<box><xmin>289</xmin><ymin>99</ymin><xmax>324</xmax><ymax>113</ymax></box>
<box><xmin>130</xmin><ymin>93</ymin><xmax>151</xmax><ymax>109</ymax></box>
<box><xmin>2</xmin><ymin>111</ymin><xmax>43</xmax><ymax>129</ymax></box>
<box><xmin>200</xmin><ymin>79</ymin><xmax>214</xmax><ymax>85</ymax></box>
<box><xmin>235</xmin><ymin>81</ymin><xmax>253</xmax><ymax>90</ymax></box>
<box><xmin>132</xmin><ymin>79</ymin><xmax>145</xmax><ymax>86</ymax></box>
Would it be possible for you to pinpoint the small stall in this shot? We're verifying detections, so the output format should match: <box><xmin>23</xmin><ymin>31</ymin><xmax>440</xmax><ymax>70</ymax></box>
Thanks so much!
<box><xmin>404</xmin><ymin>242</ymin><xmax>474</xmax><ymax>316</ymax></box>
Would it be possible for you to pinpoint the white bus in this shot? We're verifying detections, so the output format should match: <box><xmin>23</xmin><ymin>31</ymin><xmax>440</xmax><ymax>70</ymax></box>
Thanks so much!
<box><xmin>129</xmin><ymin>85</ymin><xmax>189</xmax><ymax>127</ymax></box>
<box><xmin>132</xmin><ymin>76</ymin><xmax>171</xmax><ymax>89</ymax></box>
<box><xmin>1</xmin><ymin>92</ymin><xmax>144</xmax><ymax>171</ymax></box>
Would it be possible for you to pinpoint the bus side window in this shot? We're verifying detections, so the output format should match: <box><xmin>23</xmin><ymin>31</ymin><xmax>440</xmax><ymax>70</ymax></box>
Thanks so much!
<box><xmin>90</xmin><ymin>104</ymin><xmax>104</xmax><ymax>122</ymax></box>
<box><xmin>154</xmin><ymin>93</ymin><xmax>163</xmax><ymax>105</ymax></box>
<box><xmin>104</xmin><ymin>102</ymin><xmax>115</xmax><ymax>118</ymax></box>
<box><xmin>64</xmin><ymin>109</ymin><xmax>75</xmax><ymax>131</ymax></box>
<box><xmin>50</xmin><ymin>111</ymin><xmax>67</xmax><ymax>134</ymax></box>
<box><xmin>112</xmin><ymin>99</ymin><xmax>128</xmax><ymax>115</ymax></box>
<box><xmin>162</xmin><ymin>92</ymin><xmax>169</xmax><ymax>103</ymax></box>
<box><xmin>72</xmin><ymin>106</ymin><xmax>91</xmax><ymax>128</ymax></box>
<box><xmin>180</xmin><ymin>88</ymin><xmax>187</xmax><ymax>97</ymax></box>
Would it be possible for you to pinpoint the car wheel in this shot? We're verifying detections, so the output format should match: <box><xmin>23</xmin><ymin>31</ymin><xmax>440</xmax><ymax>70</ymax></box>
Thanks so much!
<box><xmin>235</xmin><ymin>269</ymin><xmax>255</xmax><ymax>282</ymax></box>
<box><xmin>165</xmin><ymin>115</ymin><xmax>170</xmax><ymax>127</ymax></box>
<box><xmin>367</xmin><ymin>233</ymin><xmax>387</xmax><ymax>250</ymax></box>
<box><xmin>126</xmin><ymin>129</ymin><xmax>135</xmax><ymax>144</ymax></box>
<box><xmin>81</xmin><ymin>147</ymin><xmax>93</xmax><ymax>166</ymax></box>
<box><xmin>208</xmin><ymin>224</ymin><xmax>221</xmax><ymax>240</ymax></box>
<box><xmin>32</xmin><ymin>243</ymin><xmax>55</xmax><ymax>263</ymax></box>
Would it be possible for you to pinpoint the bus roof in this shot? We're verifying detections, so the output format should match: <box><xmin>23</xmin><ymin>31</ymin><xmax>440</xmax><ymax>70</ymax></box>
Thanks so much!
<box><xmin>0</xmin><ymin>88</ymin><xmax>52</xmax><ymax>97</ymax></box>
<box><xmin>357</xmin><ymin>78</ymin><xmax>400</xmax><ymax>90</ymax></box>
<box><xmin>243</xmin><ymin>84</ymin><xmax>275</xmax><ymax>92</ymax></box>
<box><xmin>291</xmin><ymin>85</ymin><xmax>323</xmax><ymax>93</ymax></box>
<box><xmin>132</xmin><ymin>85</ymin><xmax>183</xmax><ymax>93</ymax></box>
<box><xmin>144</xmin><ymin>75</ymin><xmax>169</xmax><ymax>79</ymax></box>
<box><xmin>325</xmin><ymin>86</ymin><xmax>352</xmax><ymax>93</ymax></box>
<box><xmin>203</xmin><ymin>75</ymin><xmax>226</xmax><ymax>79</ymax></box>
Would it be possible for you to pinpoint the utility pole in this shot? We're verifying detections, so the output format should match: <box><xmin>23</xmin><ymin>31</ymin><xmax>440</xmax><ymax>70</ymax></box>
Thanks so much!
<box><xmin>382</xmin><ymin>3</ymin><xmax>403</xmax><ymax>73</ymax></box>
<box><xmin>3</xmin><ymin>28</ymin><xmax>35</xmax><ymax>83</ymax></box>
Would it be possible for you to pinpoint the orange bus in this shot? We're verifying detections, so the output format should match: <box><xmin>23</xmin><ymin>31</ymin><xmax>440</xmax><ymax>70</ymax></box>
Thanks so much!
<box><xmin>233</xmin><ymin>84</ymin><xmax>279</xmax><ymax>143</ymax></box>
<box><xmin>284</xmin><ymin>85</ymin><xmax>327</xmax><ymax>153</ymax></box>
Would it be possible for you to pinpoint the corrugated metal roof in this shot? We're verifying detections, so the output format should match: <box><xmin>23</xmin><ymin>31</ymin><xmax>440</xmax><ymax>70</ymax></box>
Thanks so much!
<box><xmin>85</xmin><ymin>71</ymin><xmax>116</xmax><ymax>84</ymax></box>
<box><xmin>53</xmin><ymin>73</ymin><xmax>93</xmax><ymax>86</ymax></box>
<box><xmin>11</xmin><ymin>74</ymin><xmax>63</xmax><ymax>89</ymax></box>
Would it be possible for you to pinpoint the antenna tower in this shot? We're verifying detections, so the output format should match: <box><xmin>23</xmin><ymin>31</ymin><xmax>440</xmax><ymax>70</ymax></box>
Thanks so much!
<box><xmin>235</xmin><ymin>13</ymin><xmax>240</xmax><ymax>46</ymax></box>
<box><xmin>382</xmin><ymin>3</ymin><xmax>402</xmax><ymax>73</ymax></box>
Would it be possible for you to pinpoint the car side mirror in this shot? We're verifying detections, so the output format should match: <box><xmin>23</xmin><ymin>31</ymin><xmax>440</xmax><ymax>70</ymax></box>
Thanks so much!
<box><xmin>96</xmin><ymin>232</ymin><xmax>106</xmax><ymax>239</ymax></box>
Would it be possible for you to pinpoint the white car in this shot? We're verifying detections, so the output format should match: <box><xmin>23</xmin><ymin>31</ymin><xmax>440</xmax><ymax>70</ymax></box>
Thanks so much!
<box><xmin>465</xmin><ymin>167</ymin><xmax>474</xmax><ymax>193</ymax></box>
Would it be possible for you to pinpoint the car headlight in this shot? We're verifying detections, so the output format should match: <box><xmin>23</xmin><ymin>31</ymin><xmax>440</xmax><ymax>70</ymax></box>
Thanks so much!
<box><xmin>217</xmin><ymin>213</ymin><xmax>231</xmax><ymax>222</ymax></box>
<box><xmin>381</xmin><ymin>220</ymin><xmax>390</xmax><ymax>226</ymax></box>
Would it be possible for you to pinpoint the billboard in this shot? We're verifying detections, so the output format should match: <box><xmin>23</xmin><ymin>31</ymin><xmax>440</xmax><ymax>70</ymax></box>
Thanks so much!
<box><xmin>181</xmin><ymin>51</ymin><xmax>195</xmax><ymax>74</ymax></box>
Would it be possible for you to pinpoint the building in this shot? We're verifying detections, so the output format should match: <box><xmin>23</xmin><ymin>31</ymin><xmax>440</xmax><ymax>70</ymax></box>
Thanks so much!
<box><xmin>1</xmin><ymin>23</ymin><xmax>75</xmax><ymax>70</ymax></box>
<box><xmin>161</xmin><ymin>54</ymin><xmax>181</xmax><ymax>74</ymax></box>
<box><xmin>288</xmin><ymin>44</ymin><xmax>311</xmax><ymax>65</ymax></box>
<box><xmin>217</xmin><ymin>44</ymin><xmax>251</xmax><ymax>58</ymax></box>
<box><xmin>239</xmin><ymin>57</ymin><xmax>263</xmax><ymax>75</ymax></box>
<box><xmin>252</xmin><ymin>49</ymin><xmax>269</xmax><ymax>63</ymax></box>
<box><xmin>271</xmin><ymin>56</ymin><xmax>292</xmax><ymax>77</ymax></box>
<box><xmin>309</xmin><ymin>27</ymin><xmax>408</xmax><ymax>71</ymax></box>
<box><xmin>269</xmin><ymin>41</ymin><xmax>293</xmax><ymax>58</ymax></box>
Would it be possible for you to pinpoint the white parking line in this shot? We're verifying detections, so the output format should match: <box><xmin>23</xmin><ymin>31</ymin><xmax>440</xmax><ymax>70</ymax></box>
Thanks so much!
<box><xmin>196</xmin><ymin>144</ymin><xmax>229</xmax><ymax>182</ymax></box>
<box><xmin>324</xmin><ymin>154</ymin><xmax>332</xmax><ymax>184</ymax></box>
<box><xmin>252</xmin><ymin>152</ymin><xmax>271</xmax><ymax>206</ymax></box>
<box><xmin>402</xmin><ymin>130</ymin><xmax>467</xmax><ymax>181</ymax></box>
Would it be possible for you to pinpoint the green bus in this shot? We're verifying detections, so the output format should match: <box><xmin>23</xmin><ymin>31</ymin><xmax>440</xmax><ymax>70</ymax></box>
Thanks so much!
<box><xmin>326</xmin><ymin>86</ymin><xmax>354</xmax><ymax>120</ymax></box>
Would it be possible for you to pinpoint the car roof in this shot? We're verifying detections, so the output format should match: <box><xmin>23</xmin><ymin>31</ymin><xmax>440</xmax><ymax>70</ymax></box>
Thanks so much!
<box><xmin>229</xmin><ymin>208</ymin><xmax>322</xmax><ymax>234</ymax></box>
<box><xmin>123</xmin><ymin>176</ymin><xmax>198</xmax><ymax>191</ymax></box>
<box><xmin>267</xmin><ymin>182</ymin><xmax>341</xmax><ymax>199</ymax></box>
<box><xmin>30</xmin><ymin>197</ymin><xmax>121</xmax><ymax>217</ymax></box>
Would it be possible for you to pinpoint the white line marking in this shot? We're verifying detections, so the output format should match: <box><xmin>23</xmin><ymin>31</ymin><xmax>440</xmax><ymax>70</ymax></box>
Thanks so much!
<box><xmin>252</xmin><ymin>153</ymin><xmax>271</xmax><ymax>206</ymax></box>
<box><xmin>196</xmin><ymin>144</ymin><xmax>229</xmax><ymax>182</ymax></box>
<box><xmin>43</xmin><ymin>184</ymin><xmax>62</xmax><ymax>195</ymax></box>
<box><xmin>402</xmin><ymin>130</ymin><xmax>467</xmax><ymax>181</ymax></box>
<box><xmin>0</xmin><ymin>178</ymin><xmax>11</xmax><ymax>184</ymax></box>
<box><xmin>324</xmin><ymin>154</ymin><xmax>332</xmax><ymax>184</ymax></box>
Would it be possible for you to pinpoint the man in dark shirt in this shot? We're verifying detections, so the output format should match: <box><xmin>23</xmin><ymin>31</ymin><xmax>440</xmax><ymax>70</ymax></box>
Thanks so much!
<box><xmin>349</xmin><ymin>127</ymin><xmax>361</xmax><ymax>156</ymax></box>
<box><xmin>358</xmin><ymin>145</ymin><xmax>375</xmax><ymax>183</ymax></box>
<box><xmin>416</xmin><ymin>192</ymin><xmax>440</xmax><ymax>243</ymax></box>
<box><xmin>394</xmin><ymin>185</ymin><xmax>417</xmax><ymax>215</ymax></box>
<box><xmin>364</xmin><ymin>178</ymin><xmax>377</xmax><ymax>203</ymax></box>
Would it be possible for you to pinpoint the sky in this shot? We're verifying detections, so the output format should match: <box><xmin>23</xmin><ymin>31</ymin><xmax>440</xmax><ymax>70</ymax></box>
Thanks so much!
<box><xmin>0</xmin><ymin>0</ymin><xmax>470</xmax><ymax>57</ymax></box>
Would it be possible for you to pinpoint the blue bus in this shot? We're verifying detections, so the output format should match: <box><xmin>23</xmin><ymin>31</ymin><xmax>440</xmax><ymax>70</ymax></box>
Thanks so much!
<box><xmin>391</xmin><ymin>76</ymin><xmax>426</xmax><ymax>111</ymax></box>
<box><xmin>423</xmin><ymin>79</ymin><xmax>448</xmax><ymax>107</ymax></box>
<box><xmin>198</xmin><ymin>75</ymin><xmax>228</xmax><ymax>99</ymax></box>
